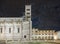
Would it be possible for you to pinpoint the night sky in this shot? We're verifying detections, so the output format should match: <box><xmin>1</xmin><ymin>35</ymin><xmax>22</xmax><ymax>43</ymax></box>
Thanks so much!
<box><xmin>0</xmin><ymin>0</ymin><xmax>60</xmax><ymax>31</ymax></box>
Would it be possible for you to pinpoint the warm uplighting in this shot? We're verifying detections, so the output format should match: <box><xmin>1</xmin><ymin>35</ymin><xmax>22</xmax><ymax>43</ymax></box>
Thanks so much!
<box><xmin>54</xmin><ymin>35</ymin><xmax>57</xmax><ymax>40</ymax></box>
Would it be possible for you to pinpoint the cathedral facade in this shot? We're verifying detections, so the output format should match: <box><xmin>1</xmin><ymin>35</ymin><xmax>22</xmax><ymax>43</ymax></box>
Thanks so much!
<box><xmin>0</xmin><ymin>5</ymin><xmax>32</xmax><ymax>42</ymax></box>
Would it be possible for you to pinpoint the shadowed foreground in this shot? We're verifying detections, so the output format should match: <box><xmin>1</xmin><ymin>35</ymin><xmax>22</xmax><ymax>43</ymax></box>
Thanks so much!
<box><xmin>0</xmin><ymin>42</ymin><xmax>60</xmax><ymax>44</ymax></box>
<box><xmin>22</xmin><ymin>42</ymin><xmax>60</xmax><ymax>44</ymax></box>
<box><xmin>0</xmin><ymin>40</ymin><xmax>60</xmax><ymax>44</ymax></box>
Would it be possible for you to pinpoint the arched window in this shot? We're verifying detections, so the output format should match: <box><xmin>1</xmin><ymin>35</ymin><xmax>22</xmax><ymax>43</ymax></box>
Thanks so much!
<box><xmin>38</xmin><ymin>37</ymin><xmax>41</xmax><ymax>40</ymax></box>
<box><xmin>9</xmin><ymin>28</ymin><xmax>11</xmax><ymax>33</ymax></box>
<box><xmin>0</xmin><ymin>28</ymin><xmax>2</xmax><ymax>33</ymax></box>
<box><xmin>17</xmin><ymin>28</ymin><xmax>20</xmax><ymax>33</ymax></box>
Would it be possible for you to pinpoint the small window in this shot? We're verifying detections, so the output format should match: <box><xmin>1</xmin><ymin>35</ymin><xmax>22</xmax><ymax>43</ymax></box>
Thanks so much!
<box><xmin>27</xmin><ymin>13</ymin><xmax>30</xmax><ymax>14</ymax></box>
<box><xmin>0</xmin><ymin>28</ymin><xmax>2</xmax><ymax>33</ymax></box>
<box><xmin>17</xmin><ymin>28</ymin><xmax>20</xmax><ymax>33</ymax></box>
<box><xmin>27</xmin><ymin>9</ymin><xmax>30</xmax><ymax>11</ymax></box>
<box><xmin>35</xmin><ymin>31</ymin><xmax>37</xmax><ymax>32</ymax></box>
<box><xmin>39</xmin><ymin>34</ymin><xmax>40</xmax><ymax>35</ymax></box>
<box><xmin>24</xmin><ymin>35</ymin><xmax>26</xmax><ymax>38</ymax></box>
<box><xmin>9</xmin><ymin>28</ymin><xmax>11</xmax><ymax>33</ymax></box>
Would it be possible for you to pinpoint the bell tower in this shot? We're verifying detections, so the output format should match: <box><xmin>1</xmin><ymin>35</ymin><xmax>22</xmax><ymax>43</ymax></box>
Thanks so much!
<box><xmin>25</xmin><ymin>0</ymin><xmax>32</xmax><ymax>40</ymax></box>
<box><xmin>21</xmin><ymin>0</ymin><xmax>32</xmax><ymax>41</ymax></box>
<box><xmin>25</xmin><ymin>0</ymin><xmax>31</xmax><ymax>21</ymax></box>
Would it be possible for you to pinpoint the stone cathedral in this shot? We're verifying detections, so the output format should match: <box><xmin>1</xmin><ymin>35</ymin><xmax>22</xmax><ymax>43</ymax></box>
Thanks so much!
<box><xmin>0</xmin><ymin>0</ymin><xmax>60</xmax><ymax>44</ymax></box>
<box><xmin>0</xmin><ymin>4</ymin><xmax>32</xmax><ymax>42</ymax></box>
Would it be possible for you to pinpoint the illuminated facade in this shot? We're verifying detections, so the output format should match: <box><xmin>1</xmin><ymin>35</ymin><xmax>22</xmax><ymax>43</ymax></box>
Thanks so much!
<box><xmin>57</xmin><ymin>31</ymin><xmax>60</xmax><ymax>39</ymax></box>
<box><xmin>0</xmin><ymin>1</ymin><xmax>60</xmax><ymax>44</ymax></box>
<box><xmin>32</xmin><ymin>28</ymin><xmax>57</xmax><ymax>40</ymax></box>
<box><xmin>0</xmin><ymin>4</ymin><xmax>32</xmax><ymax>42</ymax></box>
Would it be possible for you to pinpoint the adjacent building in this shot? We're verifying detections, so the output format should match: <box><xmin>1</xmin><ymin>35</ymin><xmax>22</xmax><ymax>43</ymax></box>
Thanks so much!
<box><xmin>57</xmin><ymin>31</ymin><xmax>60</xmax><ymax>40</ymax></box>
<box><xmin>32</xmin><ymin>28</ymin><xmax>57</xmax><ymax>40</ymax></box>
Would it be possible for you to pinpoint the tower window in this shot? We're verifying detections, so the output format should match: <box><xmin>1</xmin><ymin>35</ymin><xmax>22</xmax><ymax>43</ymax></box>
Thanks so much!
<box><xmin>27</xmin><ymin>16</ymin><xmax>30</xmax><ymax>18</ymax></box>
<box><xmin>27</xmin><ymin>9</ymin><xmax>30</xmax><ymax>11</ymax></box>
<box><xmin>17</xmin><ymin>28</ymin><xmax>20</xmax><ymax>33</ymax></box>
<box><xmin>27</xmin><ymin>13</ymin><xmax>30</xmax><ymax>14</ymax></box>
<box><xmin>9</xmin><ymin>28</ymin><xmax>11</xmax><ymax>33</ymax></box>
<box><xmin>0</xmin><ymin>28</ymin><xmax>2</xmax><ymax>33</ymax></box>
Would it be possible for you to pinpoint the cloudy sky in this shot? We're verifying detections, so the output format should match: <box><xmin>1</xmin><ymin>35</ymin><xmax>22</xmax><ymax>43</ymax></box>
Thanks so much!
<box><xmin>0</xmin><ymin>0</ymin><xmax>60</xmax><ymax>31</ymax></box>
